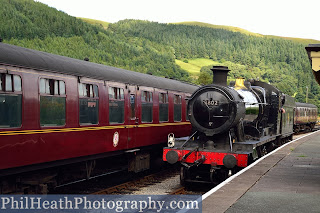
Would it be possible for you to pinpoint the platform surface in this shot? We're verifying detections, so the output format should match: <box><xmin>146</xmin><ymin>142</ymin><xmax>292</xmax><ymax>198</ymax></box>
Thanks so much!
<box><xmin>202</xmin><ymin>131</ymin><xmax>320</xmax><ymax>213</ymax></box>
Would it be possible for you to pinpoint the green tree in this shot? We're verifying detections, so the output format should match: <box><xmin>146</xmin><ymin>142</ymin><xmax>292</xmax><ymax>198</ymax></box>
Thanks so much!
<box><xmin>198</xmin><ymin>71</ymin><xmax>212</xmax><ymax>85</ymax></box>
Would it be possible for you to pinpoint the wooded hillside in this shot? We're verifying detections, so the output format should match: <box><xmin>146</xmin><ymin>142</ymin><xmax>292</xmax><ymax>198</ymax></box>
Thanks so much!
<box><xmin>1</xmin><ymin>0</ymin><xmax>189</xmax><ymax>81</ymax></box>
<box><xmin>1</xmin><ymin>0</ymin><xmax>319</xmax><ymax>108</ymax></box>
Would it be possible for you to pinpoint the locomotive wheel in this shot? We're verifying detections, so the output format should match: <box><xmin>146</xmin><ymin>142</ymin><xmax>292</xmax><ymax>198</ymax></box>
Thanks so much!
<box><xmin>180</xmin><ymin>167</ymin><xmax>193</xmax><ymax>189</ymax></box>
<box><xmin>306</xmin><ymin>126</ymin><xmax>312</xmax><ymax>132</ymax></box>
<box><xmin>180</xmin><ymin>167</ymin><xmax>187</xmax><ymax>186</ymax></box>
<box><xmin>209</xmin><ymin>169</ymin><xmax>215</xmax><ymax>184</ymax></box>
<box><xmin>210</xmin><ymin>168</ymin><xmax>228</xmax><ymax>184</ymax></box>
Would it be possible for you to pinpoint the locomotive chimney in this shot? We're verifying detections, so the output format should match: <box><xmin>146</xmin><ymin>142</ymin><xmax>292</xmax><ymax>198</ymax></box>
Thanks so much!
<box><xmin>210</xmin><ymin>66</ymin><xmax>230</xmax><ymax>86</ymax></box>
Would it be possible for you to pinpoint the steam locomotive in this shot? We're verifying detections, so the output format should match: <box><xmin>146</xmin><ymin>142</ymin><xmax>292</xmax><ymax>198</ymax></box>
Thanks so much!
<box><xmin>163</xmin><ymin>66</ymin><xmax>309</xmax><ymax>185</ymax></box>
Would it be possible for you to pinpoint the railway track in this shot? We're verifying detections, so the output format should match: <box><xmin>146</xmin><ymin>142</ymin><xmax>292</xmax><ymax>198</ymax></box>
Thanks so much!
<box><xmin>52</xmin><ymin>129</ymin><xmax>320</xmax><ymax>195</ymax></box>
<box><xmin>92</xmin><ymin>168</ymin><xmax>182</xmax><ymax>195</ymax></box>
<box><xmin>54</xmin><ymin>129</ymin><xmax>319</xmax><ymax>195</ymax></box>
<box><xmin>169</xmin><ymin>187</ymin><xmax>187</xmax><ymax>195</ymax></box>
<box><xmin>91</xmin><ymin>168</ymin><xmax>206</xmax><ymax>195</ymax></box>
<box><xmin>293</xmin><ymin>126</ymin><xmax>320</xmax><ymax>139</ymax></box>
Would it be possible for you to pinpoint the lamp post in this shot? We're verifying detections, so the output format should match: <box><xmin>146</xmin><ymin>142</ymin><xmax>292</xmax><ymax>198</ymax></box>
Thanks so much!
<box><xmin>306</xmin><ymin>44</ymin><xmax>320</xmax><ymax>85</ymax></box>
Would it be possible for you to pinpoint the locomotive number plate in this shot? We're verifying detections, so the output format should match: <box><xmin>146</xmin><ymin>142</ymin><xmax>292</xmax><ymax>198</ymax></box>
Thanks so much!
<box><xmin>203</xmin><ymin>100</ymin><xmax>219</xmax><ymax>106</ymax></box>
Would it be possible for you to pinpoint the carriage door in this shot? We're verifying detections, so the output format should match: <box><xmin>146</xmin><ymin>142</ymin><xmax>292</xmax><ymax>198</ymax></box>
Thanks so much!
<box><xmin>127</xmin><ymin>85</ymin><xmax>138</xmax><ymax>148</ymax></box>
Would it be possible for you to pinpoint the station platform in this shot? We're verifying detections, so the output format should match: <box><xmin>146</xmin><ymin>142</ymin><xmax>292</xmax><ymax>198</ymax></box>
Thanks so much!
<box><xmin>202</xmin><ymin>130</ymin><xmax>320</xmax><ymax>213</ymax></box>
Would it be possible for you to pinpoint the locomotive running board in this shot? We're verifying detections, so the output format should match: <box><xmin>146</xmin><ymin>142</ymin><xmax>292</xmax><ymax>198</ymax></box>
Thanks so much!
<box><xmin>232</xmin><ymin>135</ymin><xmax>279</xmax><ymax>152</ymax></box>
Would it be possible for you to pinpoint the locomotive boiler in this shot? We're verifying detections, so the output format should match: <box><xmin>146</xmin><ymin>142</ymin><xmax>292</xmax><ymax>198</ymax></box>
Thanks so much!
<box><xmin>163</xmin><ymin>66</ymin><xmax>295</xmax><ymax>185</ymax></box>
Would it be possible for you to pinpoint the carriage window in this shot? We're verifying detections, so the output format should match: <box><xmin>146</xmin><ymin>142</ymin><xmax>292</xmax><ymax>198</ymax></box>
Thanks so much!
<box><xmin>79</xmin><ymin>83</ymin><xmax>98</xmax><ymax>98</ymax></box>
<box><xmin>0</xmin><ymin>74</ymin><xmax>22</xmax><ymax>128</ymax></box>
<box><xmin>109</xmin><ymin>87</ymin><xmax>124</xmax><ymax>124</ymax></box>
<box><xmin>5</xmin><ymin>75</ymin><xmax>12</xmax><ymax>92</ymax></box>
<box><xmin>141</xmin><ymin>91</ymin><xmax>153</xmax><ymax>123</ymax></box>
<box><xmin>174</xmin><ymin>95</ymin><xmax>182</xmax><ymax>121</ymax></box>
<box><xmin>109</xmin><ymin>87</ymin><xmax>124</xmax><ymax>99</ymax></box>
<box><xmin>159</xmin><ymin>93</ymin><xmax>168</xmax><ymax>122</ymax></box>
<box><xmin>60</xmin><ymin>81</ymin><xmax>66</xmax><ymax>95</ymax></box>
<box><xmin>40</xmin><ymin>79</ymin><xmax>66</xmax><ymax>95</ymax></box>
<box><xmin>130</xmin><ymin>94</ymin><xmax>135</xmax><ymax>120</ymax></box>
<box><xmin>40</xmin><ymin>78</ymin><xmax>66</xmax><ymax>126</ymax></box>
<box><xmin>79</xmin><ymin>83</ymin><xmax>99</xmax><ymax>125</ymax></box>
<box><xmin>13</xmin><ymin>75</ymin><xmax>22</xmax><ymax>92</ymax></box>
<box><xmin>0</xmin><ymin>74</ymin><xmax>21</xmax><ymax>92</ymax></box>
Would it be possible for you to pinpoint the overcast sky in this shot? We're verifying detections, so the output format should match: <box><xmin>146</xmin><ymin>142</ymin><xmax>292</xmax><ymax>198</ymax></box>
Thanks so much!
<box><xmin>36</xmin><ymin>0</ymin><xmax>320</xmax><ymax>41</ymax></box>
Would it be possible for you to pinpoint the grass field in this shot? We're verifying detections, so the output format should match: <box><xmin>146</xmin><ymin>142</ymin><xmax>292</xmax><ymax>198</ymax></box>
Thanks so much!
<box><xmin>175</xmin><ymin>58</ymin><xmax>219</xmax><ymax>76</ymax></box>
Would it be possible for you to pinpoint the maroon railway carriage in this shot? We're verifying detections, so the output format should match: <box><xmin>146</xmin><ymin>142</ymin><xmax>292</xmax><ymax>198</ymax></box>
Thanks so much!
<box><xmin>0</xmin><ymin>43</ymin><xmax>198</xmax><ymax>193</ymax></box>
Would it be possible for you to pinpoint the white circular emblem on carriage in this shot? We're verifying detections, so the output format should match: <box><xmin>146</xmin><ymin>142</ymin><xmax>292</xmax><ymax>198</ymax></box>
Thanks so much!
<box><xmin>113</xmin><ymin>132</ymin><xmax>119</xmax><ymax>147</ymax></box>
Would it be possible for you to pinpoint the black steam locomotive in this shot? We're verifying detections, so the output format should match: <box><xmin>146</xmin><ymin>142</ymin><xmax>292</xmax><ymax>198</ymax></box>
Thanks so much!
<box><xmin>163</xmin><ymin>66</ymin><xmax>296</xmax><ymax>185</ymax></box>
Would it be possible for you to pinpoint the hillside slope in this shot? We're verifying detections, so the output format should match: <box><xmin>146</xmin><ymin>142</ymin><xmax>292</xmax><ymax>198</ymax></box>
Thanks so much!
<box><xmin>110</xmin><ymin>19</ymin><xmax>320</xmax><ymax>106</ymax></box>
<box><xmin>175</xmin><ymin>21</ymin><xmax>320</xmax><ymax>44</ymax></box>
<box><xmin>79</xmin><ymin>17</ymin><xmax>110</xmax><ymax>29</ymax></box>
<box><xmin>1</xmin><ymin>0</ymin><xmax>320</xmax><ymax>108</ymax></box>
<box><xmin>173</xmin><ymin>21</ymin><xmax>263</xmax><ymax>37</ymax></box>
<box><xmin>0</xmin><ymin>0</ymin><xmax>189</xmax><ymax>80</ymax></box>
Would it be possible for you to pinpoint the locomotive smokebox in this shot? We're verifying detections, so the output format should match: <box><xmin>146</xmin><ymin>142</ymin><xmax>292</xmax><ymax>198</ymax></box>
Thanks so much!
<box><xmin>211</xmin><ymin>66</ymin><xmax>230</xmax><ymax>86</ymax></box>
<box><xmin>187</xmin><ymin>65</ymin><xmax>246</xmax><ymax>136</ymax></box>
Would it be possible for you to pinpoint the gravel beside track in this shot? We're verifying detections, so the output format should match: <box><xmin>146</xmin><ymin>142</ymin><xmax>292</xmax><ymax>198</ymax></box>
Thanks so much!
<box><xmin>131</xmin><ymin>175</ymin><xmax>181</xmax><ymax>195</ymax></box>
